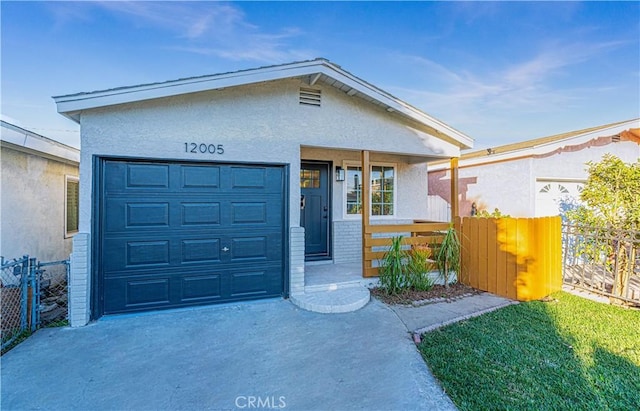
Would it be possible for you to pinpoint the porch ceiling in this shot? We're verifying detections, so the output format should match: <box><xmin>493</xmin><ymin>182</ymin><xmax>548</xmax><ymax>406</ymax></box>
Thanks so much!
<box><xmin>300</xmin><ymin>145</ymin><xmax>454</xmax><ymax>164</ymax></box>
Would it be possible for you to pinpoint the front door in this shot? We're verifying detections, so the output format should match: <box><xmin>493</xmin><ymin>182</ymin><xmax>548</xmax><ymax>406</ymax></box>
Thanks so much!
<box><xmin>300</xmin><ymin>162</ymin><xmax>330</xmax><ymax>260</ymax></box>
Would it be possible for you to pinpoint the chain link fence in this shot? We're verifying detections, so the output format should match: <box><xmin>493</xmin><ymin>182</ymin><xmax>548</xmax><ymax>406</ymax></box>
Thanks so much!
<box><xmin>1</xmin><ymin>256</ymin><xmax>69</xmax><ymax>354</ymax></box>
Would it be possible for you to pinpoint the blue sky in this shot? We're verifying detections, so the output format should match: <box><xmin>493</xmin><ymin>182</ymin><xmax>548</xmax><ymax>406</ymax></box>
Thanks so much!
<box><xmin>1</xmin><ymin>1</ymin><xmax>638</xmax><ymax>149</ymax></box>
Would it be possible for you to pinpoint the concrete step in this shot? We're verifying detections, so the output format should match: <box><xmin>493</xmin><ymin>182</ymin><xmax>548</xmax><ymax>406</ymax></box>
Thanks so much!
<box><xmin>290</xmin><ymin>286</ymin><xmax>370</xmax><ymax>314</ymax></box>
<box><xmin>304</xmin><ymin>280</ymin><xmax>363</xmax><ymax>293</ymax></box>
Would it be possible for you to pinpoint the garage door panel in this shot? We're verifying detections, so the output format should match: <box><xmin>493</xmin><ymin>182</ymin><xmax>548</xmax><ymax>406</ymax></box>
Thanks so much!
<box><xmin>127</xmin><ymin>278</ymin><xmax>170</xmax><ymax>305</ymax></box>
<box><xmin>229</xmin><ymin>234</ymin><xmax>282</xmax><ymax>261</ymax></box>
<box><xmin>231</xmin><ymin>270</ymin><xmax>269</xmax><ymax>297</ymax></box>
<box><xmin>105</xmin><ymin>200</ymin><xmax>171</xmax><ymax>232</ymax></box>
<box><xmin>230</xmin><ymin>266</ymin><xmax>285</xmax><ymax>297</ymax></box>
<box><xmin>126</xmin><ymin>240</ymin><xmax>171</xmax><ymax>266</ymax></box>
<box><xmin>181</xmin><ymin>239</ymin><xmax>221</xmax><ymax>263</ymax></box>
<box><xmin>127</xmin><ymin>163</ymin><xmax>170</xmax><ymax>188</ymax></box>
<box><xmin>105</xmin><ymin>197</ymin><xmax>281</xmax><ymax>232</ymax></box>
<box><xmin>230</xmin><ymin>236</ymin><xmax>267</xmax><ymax>260</ymax></box>
<box><xmin>181</xmin><ymin>202</ymin><xmax>221</xmax><ymax>226</ymax></box>
<box><xmin>103</xmin><ymin>276</ymin><xmax>172</xmax><ymax>313</ymax></box>
<box><xmin>105</xmin><ymin>162</ymin><xmax>171</xmax><ymax>192</ymax></box>
<box><xmin>231</xmin><ymin>202</ymin><xmax>267</xmax><ymax>224</ymax></box>
<box><xmin>181</xmin><ymin>165</ymin><xmax>220</xmax><ymax>189</ymax></box>
<box><xmin>104</xmin><ymin>232</ymin><xmax>282</xmax><ymax>273</ymax></box>
<box><xmin>104</xmin><ymin>237</ymin><xmax>222</xmax><ymax>272</ymax></box>
<box><xmin>127</xmin><ymin>203</ymin><xmax>170</xmax><ymax>227</ymax></box>
<box><xmin>181</xmin><ymin>274</ymin><xmax>222</xmax><ymax>301</ymax></box>
<box><xmin>100</xmin><ymin>160</ymin><xmax>285</xmax><ymax>315</ymax></box>
<box><xmin>228</xmin><ymin>166</ymin><xmax>283</xmax><ymax>193</ymax></box>
<box><xmin>229</xmin><ymin>199</ymin><xmax>282</xmax><ymax>226</ymax></box>
<box><xmin>104</xmin><ymin>266</ymin><xmax>282</xmax><ymax>313</ymax></box>
<box><xmin>535</xmin><ymin>180</ymin><xmax>584</xmax><ymax>217</ymax></box>
<box><xmin>231</xmin><ymin>166</ymin><xmax>267</xmax><ymax>188</ymax></box>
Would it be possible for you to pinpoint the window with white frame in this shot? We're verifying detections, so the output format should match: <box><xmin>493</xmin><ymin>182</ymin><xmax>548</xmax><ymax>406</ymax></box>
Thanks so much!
<box><xmin>345</xmin><ymin>163</ymin><xmax>396</xmax><ymax>217</ymax></box>
<box><xmin>65</xmin><ymin>176</ymin><xmax>79</xmax><ymax>237</ymax></box>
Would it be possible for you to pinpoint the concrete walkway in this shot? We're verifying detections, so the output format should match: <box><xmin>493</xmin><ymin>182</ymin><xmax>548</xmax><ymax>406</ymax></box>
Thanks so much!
<box><xmin>390</xmin><ymin>293</ymin><xmax>517</xmax><ymax>335</ymax></box>
<box><xmin>1</xmin><ymin>298</ymin><xmax>456</xmax><ymax>411</ymax></box>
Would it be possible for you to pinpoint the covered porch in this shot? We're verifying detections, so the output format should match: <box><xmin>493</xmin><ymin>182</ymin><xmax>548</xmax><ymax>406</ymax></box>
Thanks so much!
<box><xmin>290</xmin><ymin>150</ymin><xmax>460</xmax><ymax>313</ymax></box>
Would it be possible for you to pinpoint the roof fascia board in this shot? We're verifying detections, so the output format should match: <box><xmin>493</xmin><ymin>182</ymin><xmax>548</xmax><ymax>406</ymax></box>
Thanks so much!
<box><xmin>321</xmin><ymin>62</ymin><xmax>473</xmax><ymax>149</ymax></box>
<box><xmin>54</xmin><ymin>59</ymin><xmax>473</xmax><ymax>148</ymax></box>
<box><xmin>1</xmin><ymin>140</ymin><xmax>80</xmax><ymax>165</ymax></box>
<box><xmin>1</xmin><ymin>122</ymin><xmax>80</xmax><ymax>164</ymax></box>
<box><xmin>54</xmin><ymin>61</ymin><xmax>324</xmax><ymax>115</ymax></box>
<box><xmin>429</xmin><ymin>120</ymin><xmax>639</xmax><ymax>171</ymax></box>
<box><xmin>462</xmin><ymin>119</ymin><xmax>639</xmax><ymax>160</ymax></box>
<box><xmin>474</xmin><ymin>122</ymin><xmax>638</xmax><ymax>162</ymax></box>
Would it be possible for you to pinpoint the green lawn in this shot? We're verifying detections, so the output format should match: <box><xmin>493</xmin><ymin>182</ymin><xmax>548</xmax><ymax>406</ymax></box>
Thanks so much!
<box><xmin>418</xmin><ymin>292</ymin><xmax>640</xmax><ymax>410</ymax></box>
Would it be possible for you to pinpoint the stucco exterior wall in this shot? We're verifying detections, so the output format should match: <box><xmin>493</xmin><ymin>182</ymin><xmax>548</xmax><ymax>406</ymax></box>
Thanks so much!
<box><xmin>429</xmin><ymin>140</ymin><xmax>640</xmax><ymax>218</ymax></box>
<box><xmin>0</xmin><ymin>146</ymin><xmax>78</xmax><ymax>261</ymax></box>
<box><xmin>460</xmin><ymin>157</ymin><xmax>534</xmax><ymax>217</ymax></box>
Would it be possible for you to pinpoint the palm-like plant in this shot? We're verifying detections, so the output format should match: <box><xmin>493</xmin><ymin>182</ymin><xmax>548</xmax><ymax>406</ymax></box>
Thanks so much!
<box><xmin>437</xmin><ymin>225</ymin><xmax>461</xmax><ymax>288</ymax></box>
<box><xmin>379</xmin><ymin>236</ymin><xmax>408</xmax><ymax>295</ymax></box>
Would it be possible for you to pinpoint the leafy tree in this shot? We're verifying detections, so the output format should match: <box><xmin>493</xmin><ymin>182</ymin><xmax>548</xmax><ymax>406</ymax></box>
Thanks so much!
<box><xmin>566</xmin><ymin>154</ymin><xmax>640</xmax><ymax>299</ymax></box>
<box><xmin>566</xmin><ymin>154</ymin><xmax>640</xmax><ymax>230</ymax></box>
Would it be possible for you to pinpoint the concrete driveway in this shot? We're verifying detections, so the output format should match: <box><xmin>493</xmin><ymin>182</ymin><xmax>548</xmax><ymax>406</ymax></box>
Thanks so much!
<box><xmin>1</xmin><ymin>299</ymin><xmax>455</xmax><ymax>411</ymax></box>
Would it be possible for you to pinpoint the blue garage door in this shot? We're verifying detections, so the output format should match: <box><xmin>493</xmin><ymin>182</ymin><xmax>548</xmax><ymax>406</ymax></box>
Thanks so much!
<box><xmin>100</xmin><ymin>160</ymin><xmax>285</xmax><ymax>315</ymax></box>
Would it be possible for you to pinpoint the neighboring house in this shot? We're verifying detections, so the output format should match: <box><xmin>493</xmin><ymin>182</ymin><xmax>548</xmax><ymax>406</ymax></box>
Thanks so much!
<box><xmin>53</xmin><ymin>58</ymin><xmax>473</xmax><ymax>325</ymax></box>
<box><xmin>0</xmin><ymin>120</ymin><xmax>80</xmax><ymax>284</ymax></box>
<box><xmin>428</xmin><ymin>119</ymin><xmax>640</xmax><ymax>219</ymax></box>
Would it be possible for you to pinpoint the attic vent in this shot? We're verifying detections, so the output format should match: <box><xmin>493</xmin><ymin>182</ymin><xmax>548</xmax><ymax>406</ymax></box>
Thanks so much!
<box><xmin>299</xmin><ymin>88</ymin><xmax>321</xmax><ymax>107</ymax></box>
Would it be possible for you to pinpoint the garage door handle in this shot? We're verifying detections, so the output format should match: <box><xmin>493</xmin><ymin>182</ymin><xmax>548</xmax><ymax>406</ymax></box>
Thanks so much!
<box><xmin>222</xmin><ymin>247</ymin><xmax>229</xmax><ymax>252</ymax></box>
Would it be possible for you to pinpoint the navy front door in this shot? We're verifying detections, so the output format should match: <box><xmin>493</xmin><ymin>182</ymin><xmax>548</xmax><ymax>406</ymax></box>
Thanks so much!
<box><xmin>98</xmin><ymin>159</ymin><xmax>285</xmax><ymax>315</ymax></box>
<box><xmin>300</xmin><ymin>162</ymin><xmax>330</xmax><ymax>260</ymax></box>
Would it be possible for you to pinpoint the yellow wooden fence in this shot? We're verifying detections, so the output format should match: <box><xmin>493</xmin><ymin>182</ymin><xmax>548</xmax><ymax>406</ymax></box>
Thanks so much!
<box><xmin>457</xmin><ymin>216</ymin><xmax>562</xmax><ymax>301</ymax></box>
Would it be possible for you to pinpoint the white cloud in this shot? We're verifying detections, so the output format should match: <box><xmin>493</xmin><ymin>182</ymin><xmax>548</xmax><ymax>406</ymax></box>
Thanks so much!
<box><xmin>392</xmin><ymin>40</ymin><xmax>628</xmax><ymax>118</ymax></box>
<box><xmin>385</xmin><ymin>39</ymin><xmax>633</xmax><ymax>144</ymax></box>
<box><xmin>90</xmin><ymin>2</ymin><xmax>315</xmax><ymax>64</ymax></box>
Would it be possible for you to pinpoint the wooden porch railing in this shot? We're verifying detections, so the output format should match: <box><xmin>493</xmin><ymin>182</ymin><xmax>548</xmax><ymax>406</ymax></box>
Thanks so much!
<box><xmin>362</xmin><ymin>221</ymin><xmax>451</xmax><ymax>278</ymax></box>
<box><xmin>359</xmin><ymin>149</ymin><xmax>458</xmax><ymax>278</ymax></box>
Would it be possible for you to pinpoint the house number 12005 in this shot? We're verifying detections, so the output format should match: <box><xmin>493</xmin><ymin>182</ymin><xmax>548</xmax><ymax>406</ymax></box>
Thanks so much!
<box><xmin>184</xmin><ymin>143</ymin><xmax>224</xmax><ymax>155</ymax></box>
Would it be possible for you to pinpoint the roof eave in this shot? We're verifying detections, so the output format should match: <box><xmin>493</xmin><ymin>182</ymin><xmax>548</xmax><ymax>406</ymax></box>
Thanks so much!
<box><xmin>53</xmin><ymin>59</ymin><xmax>474</xmax><ymax>149</ymax></box>
<box><xmin>1</xmin><ymin>120</ymin><xmax>80</xmax><ymax>164</ymax></box>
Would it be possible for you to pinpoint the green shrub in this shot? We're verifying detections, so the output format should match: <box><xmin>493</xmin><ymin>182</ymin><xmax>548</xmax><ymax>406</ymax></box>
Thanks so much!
<box><xmin>379</xmin><ymin>236</ymin><xmax>435</xmax><ymax>294</ymax></box>
<box><xmin>475</xmin><ymin>208</ymin><xmax>510</xmax><ymax>218</ymax></box>
<box><xmin>436</xmin><ymin>225</ymin><xmax>461</xmax><ymax>288</ymax></box>
<box><xmin>408</xmin><ymin>246</ymin><xmax>435</xmax><ymax>291</ymax></box>
<box><xmin>379</xmin><ymin>236</ymin><xmax>408</xmax><ymax>295</ymax></box>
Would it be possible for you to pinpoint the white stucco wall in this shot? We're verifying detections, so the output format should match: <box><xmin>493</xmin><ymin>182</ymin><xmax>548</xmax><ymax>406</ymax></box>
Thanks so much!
<box><xmin>0</xmin><ymin>146</ymin><xmax>78</xmax><ymax>262</ymax></box>
<box><xmin>436</xmin><ymin>140</ymin><xmax>640</xmax><ymax>218</ymax></box>
<box><xmin>460</xmin><ymin>157</ymin><xmax>534</xmax><ymax>217</ymax></box>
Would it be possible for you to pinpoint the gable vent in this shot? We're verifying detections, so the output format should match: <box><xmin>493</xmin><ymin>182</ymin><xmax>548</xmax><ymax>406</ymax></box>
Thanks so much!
<box><xmin>299</xmin><ymin>88</ymin><xmax>321</xmax><ymax>107</ymax></box>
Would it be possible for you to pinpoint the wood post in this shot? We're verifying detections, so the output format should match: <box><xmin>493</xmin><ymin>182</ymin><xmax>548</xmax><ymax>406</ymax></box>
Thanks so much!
<box><xmin>361</xmin><ymin>150</ymin><xmax>370</xmax><ymax>278</ymax></box>
<box><xmin>450</xmin><ymin>157</ymin><xmax>459</xmax><ymax>221</ymax></box>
